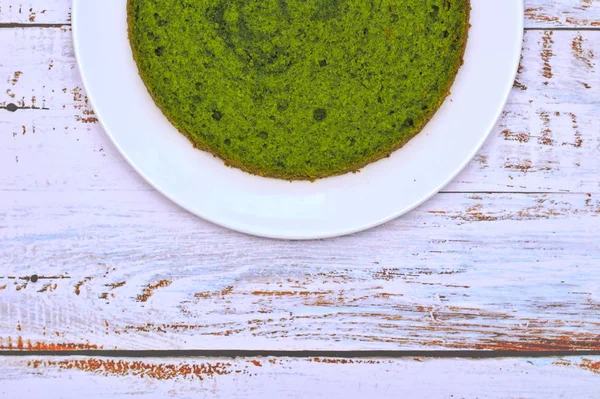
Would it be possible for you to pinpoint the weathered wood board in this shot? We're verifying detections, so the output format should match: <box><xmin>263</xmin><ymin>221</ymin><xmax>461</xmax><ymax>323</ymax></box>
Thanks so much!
<box><xmin>0</xmin><ymin>28</ymin><xmax>598</xmax><ymax>193</ymax></box>
<box><xmin>1</xmin><ymin>356</ymin><xmax>599</xmax><ymax>398</ymax></box>
<box><xmin>2</xmin><ymin>0</ymin><xmax>600</xmax><ymax>28</ymax></box>
<box><xmin>1</xmin><ymin>191</ymin><xmax>599</xmax><ymax>350</ymax></box>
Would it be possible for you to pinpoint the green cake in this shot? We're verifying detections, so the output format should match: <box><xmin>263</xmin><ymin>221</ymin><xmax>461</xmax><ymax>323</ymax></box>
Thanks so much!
<box><xmin>128</xmin><ymin>0</ymin><xmax>470</xmax><ymax>180</ymax></box>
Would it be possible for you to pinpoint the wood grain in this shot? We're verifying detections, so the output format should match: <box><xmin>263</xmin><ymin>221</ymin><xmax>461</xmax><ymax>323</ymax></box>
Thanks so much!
<box><xmin>1</xmin><ymin>191</ymin><xmax>599</xmax><ymax>350</ymax></box>
<box><xmin>0</xmin><ymin>1</ymin><xmax>69</xmax><ymax>25</ymax></box>
<box><xmin>0</xmin><ymin>0</ymin><xmax>599</xmax><ymax>353</ymax></box>
<box><xmin>1</xmin><ymin>28</ymin><xmax>599</xmax><ymax>193</ymax></box>
<box><xmin>2</xmin><ymin>0</ymin><xmax>600</xmax><ymax>28</ymax></box>
<box><xmin>1</xmin><ymin>356</ymin><xmax>599</xmax><ymax>398</ymax></box>
<box><xmin>525</xmin><ymin>0</ymin><xmax>600</xmax><ymax>28</ymax></box>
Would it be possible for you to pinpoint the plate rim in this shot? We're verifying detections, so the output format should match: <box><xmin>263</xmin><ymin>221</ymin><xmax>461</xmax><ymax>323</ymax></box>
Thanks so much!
<box><xmin>72</xmin><ymin>0</ymin><xmax>524</xmax><ymax>240</ymax></box>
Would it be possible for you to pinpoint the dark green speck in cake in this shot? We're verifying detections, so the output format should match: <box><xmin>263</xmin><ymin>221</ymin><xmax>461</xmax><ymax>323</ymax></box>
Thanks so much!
<box><xmin>128</xmin><ymin>0</ymin><xmax>470</xmax><ymax>180</ymax></box>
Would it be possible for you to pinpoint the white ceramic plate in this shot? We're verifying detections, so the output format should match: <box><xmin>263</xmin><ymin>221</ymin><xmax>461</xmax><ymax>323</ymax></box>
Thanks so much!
<box><xmin>73</xmin><ymin>0</ymin><xmax>523</xmax><ymax>240</ymax></box>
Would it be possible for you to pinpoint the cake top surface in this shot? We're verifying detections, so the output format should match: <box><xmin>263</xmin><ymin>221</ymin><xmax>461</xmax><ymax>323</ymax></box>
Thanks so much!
<box><xmin>128</xmin><ymin>0</ymin><xmax>470</xmax><ymax>180</ymax></box>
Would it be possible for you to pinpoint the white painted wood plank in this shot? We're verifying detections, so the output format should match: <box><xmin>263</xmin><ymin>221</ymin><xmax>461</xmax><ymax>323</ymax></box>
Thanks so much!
<box><xmin>1</xmin><ymin>356</ymin><xmax>599</xmax><ymax>398</ymax></box>
<box><xmin>1</xmin><ymin>28</ymin><xmax>599</xmax><ymax>193</ymax></box>
<box><xmin>2</xmin><ymin>0</ymin><xmax>599</xmax><ymax>28</ymax></box>
<box><xmin>0</xmin><ymin>1</ymin><xmax>68</xmax><ymax>24</ymax></box>
<box><xmin>525</xmin><ymin>0</ymin><xmax>600</xmax><ymax>28</ymax></box>
<box><xmin>1</xmin><ymin>191</ymin><xmax>599</xmax><ymax>350</ymax></box>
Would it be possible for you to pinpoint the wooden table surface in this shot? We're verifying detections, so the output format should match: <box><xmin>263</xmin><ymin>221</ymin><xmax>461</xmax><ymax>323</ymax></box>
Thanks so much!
<box><xmin>1</xmin><ymin>0</ymin><xmax>599</xmax><ymax>397</ymax></box>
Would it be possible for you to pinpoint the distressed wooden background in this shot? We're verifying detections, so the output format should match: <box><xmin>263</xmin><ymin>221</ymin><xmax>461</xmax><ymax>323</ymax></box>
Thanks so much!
<box><xmin>1</xmin><ymin>0</ymin><xmax>599</xmax><ymax>397</ymax></box>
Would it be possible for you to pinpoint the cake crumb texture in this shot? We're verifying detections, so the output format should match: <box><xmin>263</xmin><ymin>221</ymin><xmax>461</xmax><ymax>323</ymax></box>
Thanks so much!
<box><xmin>128</xmin><ymin>0</ymin><xmax>470</xmax><ymax>180</ymax></box>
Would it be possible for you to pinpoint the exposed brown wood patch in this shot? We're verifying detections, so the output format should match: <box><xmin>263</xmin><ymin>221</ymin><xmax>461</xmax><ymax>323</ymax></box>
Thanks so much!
<box><xmin>15</xmin><ymin>281</ymin><xmax>27</xmax><ymax>291</ymax></box>
<box><xmin>0</xmin><ymin>274</ymin><xmax>71</xmax><ymax>292</ymax></box>
<box><xmin>571</xmin><ymin>34</ymin><xmax>595</xmax><ymax>69</ymax></box>
<box><xmin>27</xmin><ymin>359</ymin><xmax>239</xmax><ymax>381</ymax></box>
<box><xmin>11</xmin><ymin>71</ymin><xmax>22</xmax><ymax>85</ymax></box>
<box><xmin>525</xmin><ymin>7</ymin><xmax>600</xmax><ymax>27</ymax></box>
<box><xmin>74</xmin><ymin>277</ymin><xmax>92</xmax><ymax>296</ymax></box>
<box><xmin>136</xmin><ymin>280</ymin><xmax>172</xmax><ymax>303</ymax></box>
<box><xmin>0</xmin><ymin>337</ymin><xmax>101</xmax><ymax>351</ymax></box>
<box><xmin>504</xmin><ymin>159</ymin><xmax>555</xmax><ymax>173</ymax></box>
<box><xmin>466</xmin><ymin>334</ymin><xmax>600</xmax><ymax>351</ymax></box>
<box><xmin>580</xmin><ymin>359</ymin><xmax>600</xmax><ymax>375</ymax></box>
<box><xmin>554</xmin><ymin>358</ymin><xmax>600</xmax><ymax>375</ymax></box>
<box><xmin>372</xmin><ymin>267</ymin><xmax>465</xmax><ymax>281</ymax></box>
<box><xmin>580</xmin><ymin>0</ymin><xmax>592</xmax><ymax>10</ymax></box>
<box><xmin>71</xmin><ymin>87</ymin><xmax>98</xmax><ymax>124</ymax></box>
<box><xmin>525</xmin><ymin>8</ymin><xmax>560</xmax><ymax>24</ymax></box>
<box><xmin>566</xmin><ymin>18</ymin><xmax>600</xmax><ymax>27</ymax></box>
<box><xmin>564</xmin><ymin>112</ymin><xmax>583</xmax><ymax>148</ymax></box>
<box><xmin>105</xmin><ymin>281</ymin><xmax>126</xmax><ymax>289</ymax></box>
<box><xmin>195</xmin><ymin>286</ymin><xmax>233</xmax><ymax>299</ymax></box>
<box><xmin>537</xmin><ymin>110</ymin><xmax>554</xmax><ymax>146</ymax></box>
<box><xmin>513</xmin><ymin>80</ymin><xmax>528</xmax><ymax>91</ymax></box>
<box><xmin>541</xmin><ymin>31</ymin><xmax>554</xmax><ymax>83</ymax></box>
<box><xmin>250</xmin><ymin>290</ymin><xmax>334</xmax><ymax>297</ymax></box>
<box><xmin>513</xmin><ymin>54</ymin><xmax>527</xmax><ymax>90</ymax></box>
<box><xmin>474</xmin><ymin>154</ymin><xmax>488</xmax><ymax>169</ymax></box>
<box><xmin>122</xmin><ymin>323</ymin><xmax>246</xmax><ymax>336</ymax></box>
<box><xmin>502</xmin><ymin>129</ymin><xmax>530</xmax><ymax>143</ymax></box>
<box><xmin>37</xmin><ymin>283</ymin><xmax>58</xmax><ymax>293</ymax></box>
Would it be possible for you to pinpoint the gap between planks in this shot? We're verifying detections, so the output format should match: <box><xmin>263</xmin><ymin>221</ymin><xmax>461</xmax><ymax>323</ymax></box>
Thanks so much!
<box><xmin>526</xmin><ymin>27</ymin><xmax>600</xmax><ymax>31</ymax></box>
<box><xmin>0</xmin><ymin>23</ymin><xmax>67</xmax><ymax>28</ymax></box>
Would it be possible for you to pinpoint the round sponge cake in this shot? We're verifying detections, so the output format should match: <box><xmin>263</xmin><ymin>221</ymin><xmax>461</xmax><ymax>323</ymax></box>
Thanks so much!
<box><xmin>128</xmin><ymin>0</ymin><xmax>470</xmax><ymax>180</ymax></box>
